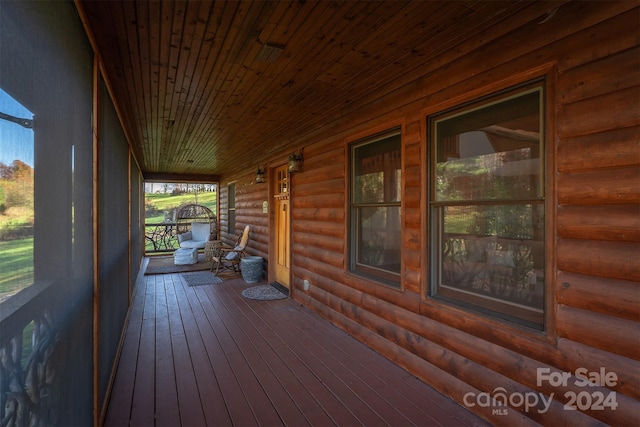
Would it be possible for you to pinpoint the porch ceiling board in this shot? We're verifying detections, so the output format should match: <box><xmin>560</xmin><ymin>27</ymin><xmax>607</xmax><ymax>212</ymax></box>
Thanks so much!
<box><xmin>79</xmin><ymin>0</ymin><xmax>540</xmax><ymax>179</ymax></box>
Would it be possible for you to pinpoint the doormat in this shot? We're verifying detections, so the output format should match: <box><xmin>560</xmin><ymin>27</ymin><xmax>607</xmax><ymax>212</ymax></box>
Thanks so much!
<box><xmin>145</xmin><ymin>254</ymin><xmax>210</xmax><ymax>275</ymax></box>
<box><xmin>241</xmin><ymin>284</ymin><xmax>287</xmax><ymax>301</ymax></box>
<box><xmin>182</xmin><ymin>271</ymin><xmax>223</xmax><ymax>287</ymax></box>
<box><xmin>270</xmin><ymin>282</ymin><xmax>289</xmax><ymax>296</ymax></box>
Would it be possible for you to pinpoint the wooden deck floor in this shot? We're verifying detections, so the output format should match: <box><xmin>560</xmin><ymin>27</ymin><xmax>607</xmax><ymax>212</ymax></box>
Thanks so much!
<box><xmin>103</xmin><ymin>267</ymin><xmax>488</xmax><ymax>427</ymax></box>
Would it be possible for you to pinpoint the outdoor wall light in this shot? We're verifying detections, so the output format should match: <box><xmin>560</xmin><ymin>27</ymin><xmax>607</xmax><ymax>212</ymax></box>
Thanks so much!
<box><xmin>288</xmin><ymin>150</ymin><xmax>303</xmax><ymax>172</ymax></box>
<box><xmin>255</xmin><ymin>167</ymin><xmax>266</xmax><ymax>183</ymax></box>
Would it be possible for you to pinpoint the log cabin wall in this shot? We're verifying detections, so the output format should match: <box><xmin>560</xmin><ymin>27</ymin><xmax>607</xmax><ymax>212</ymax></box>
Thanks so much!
<box><xmin>219</xmin><ymin>171</ymin><xmax>270</xmax><ymax>266</ymax></box>
<box><xmin>219</xmin><ymin>3</ymin><xmax>639</xmax><ymax>425</ymax></box>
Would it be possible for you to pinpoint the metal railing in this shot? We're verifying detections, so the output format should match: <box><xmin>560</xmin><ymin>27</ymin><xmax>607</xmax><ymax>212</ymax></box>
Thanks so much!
<box><xmin>144</xmin><ymin>222</ymin><xmax>179</xmax><ymax>253</ymax></box>
<box><xmin>0</xmin><ymin>281</ymin><xmax>58</xmax><ymax>427</ymax></box>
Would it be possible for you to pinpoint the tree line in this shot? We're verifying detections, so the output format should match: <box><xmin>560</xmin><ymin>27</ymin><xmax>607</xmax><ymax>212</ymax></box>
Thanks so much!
<box><xmin>0</xmin><ymin>159</ymin><xmax>34</xmax><ymax>216</ymax></box>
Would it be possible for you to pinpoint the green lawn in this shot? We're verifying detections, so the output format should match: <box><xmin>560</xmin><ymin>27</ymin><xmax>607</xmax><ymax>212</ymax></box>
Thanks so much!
<box><xmin>0</xmin><ymin>237</ymin><xmax>34</xmax><ymax>296</ymax></box>
<box><xmin>146</xmin><ymin>191</ymin><xmax>217</xmax><ymax>221</ymax></box>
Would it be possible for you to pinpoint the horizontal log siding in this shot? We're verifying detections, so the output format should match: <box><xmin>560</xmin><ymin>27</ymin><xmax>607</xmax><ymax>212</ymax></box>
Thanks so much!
<box><xmin>218</xmin><ymin>3</ymin><xmax>638</xmax><ymax>425</ymax></box>
<box><xmin>403</xmin><ymin>120</ymin><xmax>423</xmax><ymax>294</ymax></box>
<box><xmin>557</xmin><ymin>126</ymin><xmax>640</xmax><ymax>172</ymax></box>
<box><xmin>291</xmin><ymin>142</ymin><xmax>347</xmax><ymax>294</ymax></box>
<box><xmin>557</xmin><ymin>205</ymin><xmax>640</xmax><ymax>242</ymax></box>
<box><xmin>218</xmin><ymin>184</ymin><xmax>230</xmax><ymax>243</ymax></box>
<box><xmin>235</xmin><ymin>185</ymin><xmax>269</xmax><ymax>260</ymax></box>
<box><xmin>556</xmin><ymin>271</ymin><xmax>639</xmax><ymax>322</ymax></box>
<box><xmin>551</xmin><ymin>4</ymin><xmax>640</xmax><ymax>423</ymax></box>
<box><xmin>220</xmin><ymin>171</ymin><xmax>270</xmax><ymax>264</ymax></box>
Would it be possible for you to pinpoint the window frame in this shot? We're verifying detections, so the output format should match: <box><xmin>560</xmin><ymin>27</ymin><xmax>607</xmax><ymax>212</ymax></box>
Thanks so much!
<box><xmin>348</xmin><ymin>128</ymin><xmax>402</xmax><ymax>287</ymax></box>
<box><xmin>227</xmin><ymin>182</ymin><xmax>236</xmax><ymax>234</ymax></box>
<box><xmin>427</xmin><ymin>79</ymin><xmax>547</xmax><ymax>331</ymax></box>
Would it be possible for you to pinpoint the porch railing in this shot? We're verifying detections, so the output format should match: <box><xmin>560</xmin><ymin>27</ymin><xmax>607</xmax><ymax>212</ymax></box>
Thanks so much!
<box><xmin>0</xmin><ymin>281</ymin><xmax>59</xmax><ymax>427</ymax></box>
<box><xmin>144</xmin><ymin>222</ymin><xmax>179</xmax><ymax>254</ymax></box>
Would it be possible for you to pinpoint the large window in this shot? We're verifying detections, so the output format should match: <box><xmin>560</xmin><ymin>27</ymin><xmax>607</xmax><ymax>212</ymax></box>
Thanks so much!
<box><xmin>350</xmin><ymin>130</ymin><xmax>401</xmax><ymax>286</ymax></box>
<box><xmin>428</xmin><ymin>81</ymin><xmax>545</xmax><ymax>330</ymax></box>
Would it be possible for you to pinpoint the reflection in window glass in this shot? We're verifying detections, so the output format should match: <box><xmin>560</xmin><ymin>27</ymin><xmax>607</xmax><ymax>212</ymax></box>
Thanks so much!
<box><xmin>429</xmin><ymin>83</ymin><xmax>545</xmax><ymax>330</ymax></box>
<box><xmin>0</xmin><ymin>88</ymin><xmax>34</xmax><ymax>303</ymax></box>
<box><xmin>350</xmin><ymin>131</ymin><xmax>402</xmax><ymax>286</ymax></box>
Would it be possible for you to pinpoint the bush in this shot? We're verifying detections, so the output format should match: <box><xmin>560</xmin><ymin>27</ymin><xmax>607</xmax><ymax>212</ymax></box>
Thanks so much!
<box><xmin>0</xmin><ymin>221</ymin><xmax>33</xmax><ymax>241</ymax></box>
<box><xmin>145</xmin><ymin>198</ymin><xmax>161</xmax><ymax>217</ymax></box>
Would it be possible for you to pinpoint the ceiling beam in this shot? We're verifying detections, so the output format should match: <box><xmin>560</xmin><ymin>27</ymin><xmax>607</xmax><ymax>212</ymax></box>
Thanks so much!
<box><xmin>143</xmin><ymin>173</ymin><xmax>220</xmax><ymax>183</ymax></box>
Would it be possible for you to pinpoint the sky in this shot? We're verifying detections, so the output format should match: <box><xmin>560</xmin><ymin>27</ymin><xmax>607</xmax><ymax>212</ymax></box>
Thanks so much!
<box><xmin>0</xmin><ymin>88</ymin><xmax>34</xmax><ymax>167</ymax></box>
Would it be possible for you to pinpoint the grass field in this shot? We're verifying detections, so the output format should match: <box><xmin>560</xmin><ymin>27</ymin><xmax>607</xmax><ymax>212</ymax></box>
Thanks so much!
<box><xmin>0</xmin><ymin>237</ymin><xmax>33</xmax><ymax>300</ymax></box>
<box><xmin>145</xmin><ymin>191</ymin><xmax>217</xmax><ymax>222</ymax></box>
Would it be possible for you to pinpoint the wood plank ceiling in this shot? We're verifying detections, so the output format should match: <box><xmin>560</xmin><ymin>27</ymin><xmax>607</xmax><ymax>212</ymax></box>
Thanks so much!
<box><xmin>78</xmin><ymin>0</ymin><xmax>550</xmax><ymax>180</ymax></box>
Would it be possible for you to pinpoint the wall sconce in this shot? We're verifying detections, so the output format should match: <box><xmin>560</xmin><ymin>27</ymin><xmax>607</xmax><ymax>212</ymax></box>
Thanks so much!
<box><xmin>255</xmin><ymin>166</ymin><xmax>266</xmax><ymax>183</ymax></box>
<box><xmin>288</xmin><ymin>150</ymin><xmax>303</xmax><ymax>173</ymax></box>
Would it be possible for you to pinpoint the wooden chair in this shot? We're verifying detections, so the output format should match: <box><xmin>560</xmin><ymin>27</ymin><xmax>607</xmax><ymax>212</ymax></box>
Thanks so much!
<box><xmin>210</xmin><ymin>225</ymin><xmax>251</xmax><ymax>276</ymax></box>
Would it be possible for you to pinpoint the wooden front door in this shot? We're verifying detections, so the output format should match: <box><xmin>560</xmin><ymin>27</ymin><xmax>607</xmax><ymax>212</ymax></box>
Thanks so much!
<box><xmin>273</xmin><ymin>164</ymin><xmax>290</xmax><ymax>288</ymax></box>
